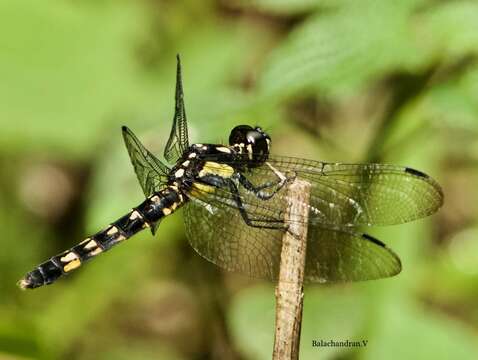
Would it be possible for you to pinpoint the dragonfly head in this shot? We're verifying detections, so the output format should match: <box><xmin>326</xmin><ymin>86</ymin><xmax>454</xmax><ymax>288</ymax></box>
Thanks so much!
<box><xmin>229</xmin><ymin>125</ymin><xmax>271</xmax><ymax>167</ymax></box>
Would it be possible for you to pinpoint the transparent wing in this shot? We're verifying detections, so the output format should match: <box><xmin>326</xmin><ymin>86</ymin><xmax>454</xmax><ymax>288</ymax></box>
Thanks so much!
<box><xmin>304</xmin><ymin>226</ymin><xmax>401</xmax><ymax>282</ymax></box>
<box><xmin>164</xmin><ymin>54</ymin><xmax>189</xmax><ymax>164</ymax></box>
<box><xmin>122</xmin><ymin>126</ymin><xmax>170</xmax><ymax>234</ymax></box>
<box><xmin>267</xmin><ymin>156</ymin><xmax>444</xmax><ymax>226</ymax></box>
<box><xmin>183</xmin><ymin>184</ymin><xmax>401</xmax><ymax>282</ymax></box>
<box><xmin>206</xmin><ymin>154</ymin><xmax>444</xmax><ymax>227</ymax></box>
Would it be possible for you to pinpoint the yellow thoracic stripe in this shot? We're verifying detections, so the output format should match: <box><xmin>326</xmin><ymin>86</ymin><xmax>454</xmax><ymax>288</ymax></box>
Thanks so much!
<box><xmin>198</xmin><ymin>161</ymin><xmax>234</xmax><ymax>178</ymax></box>
<box><xmin>189</xmin><ymin>182</ymin><xmax>215</xmax><ymax>197</ymax></box>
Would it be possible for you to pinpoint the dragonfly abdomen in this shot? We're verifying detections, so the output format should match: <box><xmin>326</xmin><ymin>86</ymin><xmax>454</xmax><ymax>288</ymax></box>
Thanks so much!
<box><xmin>135</xmin><ymin>186</ymin><xmax>183</xmax><ymax>224</ymax></box>
<box><xmin>18</xmin><ymin>186</ymin><xmax>183</xmax><ymax>289</ymax></box>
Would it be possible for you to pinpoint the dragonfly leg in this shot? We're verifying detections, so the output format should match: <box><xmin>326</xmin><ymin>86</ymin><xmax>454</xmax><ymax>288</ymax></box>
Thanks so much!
<box><xmin>228</xmin><ymin>180</ymin><xmax>287</xmax><ymax>229</ymax></box>
<box><xmin>197</xmin><ymin>175</ymin><xmax>287</xmax><ymax>230</ymax></box>
<box><xmin>236</xmin><ymin>167</ymin><xmax>296</xmax><ymax>200</ymax></box>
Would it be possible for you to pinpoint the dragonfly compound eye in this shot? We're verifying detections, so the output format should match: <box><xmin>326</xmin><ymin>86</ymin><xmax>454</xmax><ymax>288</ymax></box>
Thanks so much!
<box><xmin>229</xmin><ymin>125</ymin><xmax>254</xmax><ymax>146</ymax></box>
<box><xmin>246</xmin><ymin>130</ymin><xmax>270</xmax><ymax>166</ymax></box>
<box><xmin>229</xmin><ymin>125</ymin><xmax>271</xmax><ymax>166</ymax></box>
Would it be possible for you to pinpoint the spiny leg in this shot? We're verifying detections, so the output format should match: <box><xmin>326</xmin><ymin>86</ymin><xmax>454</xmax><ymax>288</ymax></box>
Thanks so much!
<box><xmin>228</xmin><ymin>180</ymin><xmax>287</xmax><ymax>229</ymax></box>
<box><xmin>237</xmin><ymin>163</ymin><xmax>296</xmax><ymax>200</ymax></box>
<box><xmin>236</xmin><ymin>173</ymin><xmax>292</xmax><ymax>200</ymax></box>
<box><xmin>199</xmin><ymin>174</ymin><xmax>287</xmax><ymax>229</ymax></box>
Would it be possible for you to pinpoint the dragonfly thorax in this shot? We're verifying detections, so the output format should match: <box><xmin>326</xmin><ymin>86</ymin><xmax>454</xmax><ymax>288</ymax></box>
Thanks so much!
<box><xmin>167</xmin><ymin>143</ymin><xmax>235</xmax><ymax>187</ymax></box>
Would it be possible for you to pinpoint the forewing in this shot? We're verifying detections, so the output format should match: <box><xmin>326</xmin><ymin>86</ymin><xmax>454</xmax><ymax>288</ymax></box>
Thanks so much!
<box><xmin>164</xmin><ymin>55</ymin><xmax>189</xmax><ymax>164</ymax></box>
<box><xmin>183</xmin><ymin>184</ymin><xmax>401</xmax><ymax>282</ymax></box>
<box><xmin>223</xmin><ymin>155</ymin><xmax>443</xmax><ymax>227</ymax></box>
<box><xmin>122</xmin><ymin>126</ymin><xmax>170</xmax><ymax>234</ymax></box>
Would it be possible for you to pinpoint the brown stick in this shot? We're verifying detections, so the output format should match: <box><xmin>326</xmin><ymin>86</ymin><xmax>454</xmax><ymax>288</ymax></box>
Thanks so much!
<box><xmin>273</xmin><ymin>179</ymin><xmax>311</xmax><ymax>360</ymax></box>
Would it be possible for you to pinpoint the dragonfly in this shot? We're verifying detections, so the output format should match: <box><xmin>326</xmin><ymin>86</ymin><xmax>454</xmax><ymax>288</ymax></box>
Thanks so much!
<box><xmin>18</xmin><ymin>56</ymin><xmax>444</xmax><ymax>289</ymax></box>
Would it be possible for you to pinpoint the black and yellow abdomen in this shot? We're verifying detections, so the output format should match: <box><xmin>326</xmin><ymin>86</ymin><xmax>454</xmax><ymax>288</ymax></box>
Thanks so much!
<box><xmin>18</xmin><ymin>186</ymin><xmax>183</xmax><ymax>289</ymax></box>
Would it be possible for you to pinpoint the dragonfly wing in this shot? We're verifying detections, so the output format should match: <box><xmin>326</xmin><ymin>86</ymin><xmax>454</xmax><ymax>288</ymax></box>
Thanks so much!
<box><xmin>254</xmin><ymin>156</ymin><xmax>444</xmax><ymax>227</ymax></box>
<box><xmin>122</xmin><ymin>126</ymin><xmax>170</xmax><ymax>235</ymax></box>
<box><xmin>184</xmin><ymin>185</ymin><xmax>282</xmax><ymax>280</ymax></box>
<box><xmin>183</xmin><ymin>184</ymin><xmax>401</xmax><ymax>282</ymax></box>
<box><xmin>164</xmin><ymin>55</ymin><xmax>189</xmax><ymax>164</ymax></box>
<box><xmin>304</xmin><ymin>223</ymin><xmax>401</xmax><ymax>282</ymax></box>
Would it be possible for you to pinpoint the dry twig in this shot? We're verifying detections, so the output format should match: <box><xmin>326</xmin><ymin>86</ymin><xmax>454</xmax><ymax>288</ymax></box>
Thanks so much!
<box><xmin>273</xmin><ymin>179</ymin><xmax>311</xmax><ymax>360</ymax></box>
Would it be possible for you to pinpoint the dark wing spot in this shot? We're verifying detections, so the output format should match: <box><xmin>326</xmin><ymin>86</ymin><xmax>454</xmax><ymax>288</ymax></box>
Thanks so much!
<box><xmin>405</xmin><ymin>167</ymin><xmax>429</xmax><ymax>179</ymax></box>
<box><xmin>362</xmin><ymin>233</ymin><xmax>386</xmax><ymax>247</ymax></box>
<box><xmin>361</xmin><ymin>234</ymin><xmax>402</xmax><ymax>270</ymax></box>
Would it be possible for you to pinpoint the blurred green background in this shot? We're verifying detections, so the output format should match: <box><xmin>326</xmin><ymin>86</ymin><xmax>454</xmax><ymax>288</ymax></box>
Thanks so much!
<box><xmin>1</xmin><ymin>0</ymin><xmax>478</xmax><ymax>359</ymax></box>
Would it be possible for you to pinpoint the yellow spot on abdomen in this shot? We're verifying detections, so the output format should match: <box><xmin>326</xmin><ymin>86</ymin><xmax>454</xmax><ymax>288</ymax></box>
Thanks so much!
<box><xmin>64</xmin><ymin>259</ymin><xmax>81</xmax><ymax>272</ymax></box>
<box><xmin>91</xmin><ymin>248</ymin><xmax>103</xmax><ymax>256</ymax></box>
<box><xmin>106</xmin><ymin>226</ymin><xmax>119</xmax><ymax>236</ymax></box>
<box><xmin>60</xmin><ymin>252</ymin><xmax>78</xmax><ymax>263</ymax></box>
<box><xmin>150</xmin><ymin>195</ymin><xmax>161</xmax><ymax>203</ymax></box>
<box><xmin>84</xmin><ymin>240</ymin><xmax>97</xmax><ymax>250</ymax></box>
<box><xmin>129</xmin><ymin>210</ymin><xmax>142</xmax><ymax>220</ymax></box>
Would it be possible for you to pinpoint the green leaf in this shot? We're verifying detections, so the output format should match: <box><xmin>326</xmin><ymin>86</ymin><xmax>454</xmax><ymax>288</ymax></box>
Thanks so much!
<box><xmin>259</xmin><ymin>1</ymin><xmax>422</xmax><ymax>100</ymax></box>
<box><xmin>417</xmin><ymin>1</ymin><xmax>478</xmax><ymax>60</ymax></box>
<box><xmin>364</xmin><ymin>298</ymin><xmax>478</xmax><ymax>360</ymax></box>
<box><xmin>0</xmin><ymin>0</ymin><xmax>144</xmax><ymax>158</ymax></box>
<box><xmin>423</xmin><ymin>66</ymin><xmax>478</xmax><ymax>132</ymax></box>
<box><xmin>233</xmin><ymin>0</ymin><xmax>324</xmax><ymax>15</ymax></box>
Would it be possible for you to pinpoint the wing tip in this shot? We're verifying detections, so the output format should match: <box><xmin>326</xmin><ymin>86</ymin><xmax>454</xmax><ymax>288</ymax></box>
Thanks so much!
<box><xmin>405</xmin><ymin>167</ymin><xmax>445</xmax><ymax>207</ymax></box>
<box><xmin>361</xmin><ymin>233</ymin><xmax>402</xmax><ymax>277</ymax></box>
